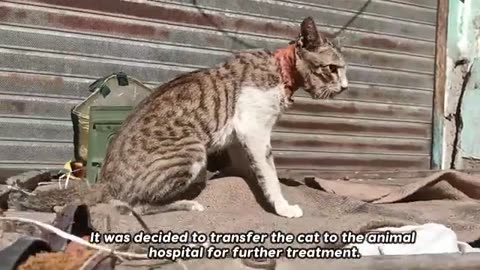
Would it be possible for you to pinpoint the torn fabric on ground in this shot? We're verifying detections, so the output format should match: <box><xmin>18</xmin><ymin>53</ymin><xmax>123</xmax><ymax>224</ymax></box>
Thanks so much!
<box><xmin>83</xmin><ymin>170</ymin><xmax>480</xmax><ymax>251</ymax></box>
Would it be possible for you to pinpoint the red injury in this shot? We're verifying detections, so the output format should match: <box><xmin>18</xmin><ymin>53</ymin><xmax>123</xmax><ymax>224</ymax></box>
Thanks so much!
<box><xmin>273</xmin><ymin>44</ymin><xmax>301</xmax><ymax>106</ymax></box>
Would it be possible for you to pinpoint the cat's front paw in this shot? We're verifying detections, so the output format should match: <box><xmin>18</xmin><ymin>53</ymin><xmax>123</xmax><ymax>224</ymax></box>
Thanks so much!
<box><xmin>275</xmin><ymin>202</ymin><xmax>303</xmax><ymax>218</ymax></box>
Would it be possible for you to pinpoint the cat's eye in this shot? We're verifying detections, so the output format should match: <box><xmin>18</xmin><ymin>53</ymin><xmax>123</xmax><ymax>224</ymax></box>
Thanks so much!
<box><xmin>329</xmin><ymin>65</ymin><xmax>338</xmax><ymax>73</ymax></box>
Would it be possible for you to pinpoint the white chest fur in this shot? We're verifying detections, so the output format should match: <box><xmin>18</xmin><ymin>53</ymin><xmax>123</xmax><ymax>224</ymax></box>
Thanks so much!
<box><xmin>209</xmin><ymin>85</ymin><xmax>285</xmax><ymax>152</ymax></box>
<box><xmin>224</xmin><ymin>85</ymin><xmax>304</xmax><ymax>218</ymax></box>
<box><xmin>234</xmin><ymin>85</ymin><xmax>285</xmax><ymax>130</ymax></box>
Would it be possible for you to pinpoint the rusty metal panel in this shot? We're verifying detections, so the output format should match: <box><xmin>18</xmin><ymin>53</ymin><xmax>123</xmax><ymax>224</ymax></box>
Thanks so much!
<box><xmin>0</xmin><ymin>0</ymin><xmax>437</xmax><ymax>179</ymax></box>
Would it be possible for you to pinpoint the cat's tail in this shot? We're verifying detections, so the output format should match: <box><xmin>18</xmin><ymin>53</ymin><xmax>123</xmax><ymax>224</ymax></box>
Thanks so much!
<box><xmin>8</xmin><ymin>182</ymin><xmax>108</xmax><ymax>212</ymax></box>
<box><xmin>113</xmin><ymin>200</ymin><xmax>205</xmax><ymax>216</ymax></box>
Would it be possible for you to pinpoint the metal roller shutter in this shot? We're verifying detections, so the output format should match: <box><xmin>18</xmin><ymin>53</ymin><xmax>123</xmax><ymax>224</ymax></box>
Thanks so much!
<box><xmin>0</xmin><ymin>0</ymin><xmax>437</xmax><ymax>179</ymax></box>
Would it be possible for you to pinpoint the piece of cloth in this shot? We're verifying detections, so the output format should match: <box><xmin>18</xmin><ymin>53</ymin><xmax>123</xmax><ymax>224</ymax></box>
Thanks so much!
<box><xmin>346</xmin><ymin>223</ymin><xmax>480</xmax><ymax>256</ymax></box>
<box><xmin>307</xmin><ymin>170</ymin><xmax>480</xmax><ymax>203</ymax></box>
<box><xmin>88</xmin><ymin>170</ymin><xmax>480</xmax><ymax>251</ymax></box>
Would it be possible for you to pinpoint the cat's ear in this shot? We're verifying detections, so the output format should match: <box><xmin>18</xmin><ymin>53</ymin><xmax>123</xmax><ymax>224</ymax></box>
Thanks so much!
<box><xmin>298</xmin><ymin>17</ymin><xmax>323</xmax><ymax>50</ymax></box>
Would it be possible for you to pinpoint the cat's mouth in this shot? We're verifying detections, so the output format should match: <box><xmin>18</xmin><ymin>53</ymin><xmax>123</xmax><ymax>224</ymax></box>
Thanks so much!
<box><xmin>311</xmin><ymin>89</ymin><xmax>335</xmax><ymax>100</ymax></box>
<box><xmin>309</xmin><ymin>86</ymin><xmax>346</xmax><ymax>100</ymax></box>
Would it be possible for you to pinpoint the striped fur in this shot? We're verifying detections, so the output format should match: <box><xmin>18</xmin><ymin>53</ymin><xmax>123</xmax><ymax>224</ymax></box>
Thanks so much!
<box><xmin>21</xmin><ymin>17</ymin><xmax>348</xmax><ymax>218</ymax></box>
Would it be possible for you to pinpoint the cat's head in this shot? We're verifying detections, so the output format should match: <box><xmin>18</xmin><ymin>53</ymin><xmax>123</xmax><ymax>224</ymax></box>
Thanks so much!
<box><xmin>294</xmin><ymin>17</ymin><xmax>348</xmax><ymax>99</ymax></box>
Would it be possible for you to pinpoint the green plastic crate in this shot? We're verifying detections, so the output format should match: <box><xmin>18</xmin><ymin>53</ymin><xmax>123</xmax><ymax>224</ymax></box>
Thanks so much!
<box><xmin>85</xmin><ymin>106</ymin><xmax>133</xmax><ymax>184</ymax></box>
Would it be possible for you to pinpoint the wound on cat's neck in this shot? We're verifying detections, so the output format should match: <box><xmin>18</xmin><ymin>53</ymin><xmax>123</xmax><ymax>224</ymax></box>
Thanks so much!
<box><xmin>273</xmin><ymin>44</ymin><xmax>301</xmax><ymax>106</ymax></box>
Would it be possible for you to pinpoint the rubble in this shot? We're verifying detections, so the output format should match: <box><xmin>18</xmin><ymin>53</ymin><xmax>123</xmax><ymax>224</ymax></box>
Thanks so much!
<box><xmin>43</xmin><ymin>203</ymin><xmax>94</xmax><ymax>251</ymax></box>
<box><xmin>5</xmin><ymin>170</ymin><xmax>51</xmax><ymax>192</ymax></box>
<box><xmin>0</xmin><ymin>185</ymin><xmax>9</xmax><ymax>210</ymax></box>
<box><xmin>0</xmin><ymin>236</ymin><xmax>51</xmax><ymax>270</ymax></box>
<box><xmin>1</xmin><ymin>211</ymin><xmax>56</xmax><ymax>250</ymax></box>
<box><xmin>1</xmin><ymin>170</ymin><xmax>480</xmax><ymax>269</ymax></box>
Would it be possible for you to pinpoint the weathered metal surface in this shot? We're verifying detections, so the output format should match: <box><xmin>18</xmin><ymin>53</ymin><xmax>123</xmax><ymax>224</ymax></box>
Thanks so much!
<box><xmin>0</xmin><ymin>44</ymin><xmax>434</xmax><ymax>88</ymax></box>
<box><xmin>289</xmin><ymin>97</ymin><xmax>432</xmax><ymax>122</ymax></box>
<box><xmin>431</xmin><ymin>0</ymin><xmax>448</xmax><ymax>169</ymax></box>
<box><xmin>273</xmin><ymin>151</ymin><xmax>430</xmax><ymax>171</ymax></box>
<box><xmin>0</xmin><ymin>94</ymin><xmax>80</xmax><ymax>119</ymax></box>
<box><xmin>276</xmin><ymin>115</ymin><xmax>431</xmax><ymax>139</ymax></box>
<box><xmin>277</xmin><ymin>169</ymin><xmax>480</xmax><ymax>182</ymax></box>
<box><xmin>0</xmin><ymin>141</ymin><xmax>72</xmax><ymax>162</ymax></box>
<box><xmin>0</xmin><ymin>2</ymin><xmax>437</xmax><ymax>55</ymax></box>
<box><xmin>0</xmin><ymin>0</ymin><xmax>438</xmax><ymax>176</ymax></box>
<box><xmin>0</xmin><ymin>117</ymin><xmax>72</xmax><ymax>142</ymax></box>
<box><xmin>271</xmin><ymin>133</ymin><xmax>430</xmax><ymax>155</ymax></box>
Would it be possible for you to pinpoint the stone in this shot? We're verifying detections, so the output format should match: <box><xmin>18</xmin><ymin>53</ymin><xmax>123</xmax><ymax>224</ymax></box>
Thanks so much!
<box><xmin>0</xmin><ymin>185</ymin><xmax>10</xmax><ymax>210</ymax></box>
<box><xmin>6</xmin><ymin>170</ymin><xmax>51</xmax><ymax>192</ymax></box>
<box><xmin>0</xmin><ymin>211</ymin><xmax>56</xmax><ymax>252</ymax></box>
<box><xmin>3</xmin><ymin>210</ymin><xmax>56</xmax><ymax>225</ymax></box>
<box><xmin>0</xmin><ymin>232</ymin><xmax>24</xmax><ymax>250</ymax></box>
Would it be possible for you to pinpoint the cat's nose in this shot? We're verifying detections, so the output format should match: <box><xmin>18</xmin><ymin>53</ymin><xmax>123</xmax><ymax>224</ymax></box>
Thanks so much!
<box><xmin>340</xmin><ymin>80</ymin><xmax>348</xmax><ymax>91</ymax></box>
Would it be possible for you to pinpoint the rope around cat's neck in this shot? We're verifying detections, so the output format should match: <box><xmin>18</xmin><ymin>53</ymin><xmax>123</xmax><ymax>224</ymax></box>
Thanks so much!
<box><xmin>273</xmin><ymin>44</ymin><xmax>301</xmax><ymax>105</ymax></box>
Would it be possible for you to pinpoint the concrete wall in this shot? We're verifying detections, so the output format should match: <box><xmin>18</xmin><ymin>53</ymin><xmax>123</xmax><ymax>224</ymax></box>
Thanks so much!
<box><xmin>441</xmin><ymin>0</ymin><xmax>480</xmax><ymax>169</ymax></box>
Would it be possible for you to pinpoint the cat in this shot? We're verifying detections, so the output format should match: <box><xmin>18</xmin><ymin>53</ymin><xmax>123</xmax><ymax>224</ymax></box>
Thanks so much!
<box><xmin>17</xmin><ymin>17</ymin><xmax>348</xmax><ymax>219</ymax></box>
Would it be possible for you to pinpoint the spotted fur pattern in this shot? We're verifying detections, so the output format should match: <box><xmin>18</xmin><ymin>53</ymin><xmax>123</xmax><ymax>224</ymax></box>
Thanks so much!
<box><xmin>21</xmin><ymin>17</ymin><xmax>348</xmax><ymax>218</ymax></box>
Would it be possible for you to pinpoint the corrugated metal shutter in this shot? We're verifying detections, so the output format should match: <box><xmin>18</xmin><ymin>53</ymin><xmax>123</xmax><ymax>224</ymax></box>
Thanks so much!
<box><xmin>0</xmin><ymin>0</ymin><xmax>437</xmax><ymax>179</ymax></box>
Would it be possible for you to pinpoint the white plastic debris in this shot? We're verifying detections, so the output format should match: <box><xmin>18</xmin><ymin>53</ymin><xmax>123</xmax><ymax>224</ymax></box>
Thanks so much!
<box><xmin>346</xmin><ymin>223</ymin><xmax>480</xmax><ymax>256</ymax></box>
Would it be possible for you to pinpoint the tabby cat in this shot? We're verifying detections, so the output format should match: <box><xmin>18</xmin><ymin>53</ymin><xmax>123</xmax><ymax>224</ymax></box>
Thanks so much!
<box><xmin>22</xmin><ymin>17</ymin><xmax>348</xmax><ymax>219</ymax></box>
